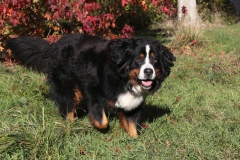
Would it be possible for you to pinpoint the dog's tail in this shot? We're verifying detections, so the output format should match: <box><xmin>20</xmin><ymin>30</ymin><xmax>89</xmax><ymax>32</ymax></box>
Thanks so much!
<box><xmin>6</xmin><ymin>37</ymin><xmax>51</xmax><ymax>73</ymax></box>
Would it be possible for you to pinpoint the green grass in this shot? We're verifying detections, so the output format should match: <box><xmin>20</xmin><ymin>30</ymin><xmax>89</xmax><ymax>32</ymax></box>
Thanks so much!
<box><xmin>203</xmin><ymin>25</ymin><xmax>240</xmax><ymax>54</ymax></box>
<box><xmin>1</xmin><ymin>24</ymin><xmax>240</xmax><ymax>159</ymax></box>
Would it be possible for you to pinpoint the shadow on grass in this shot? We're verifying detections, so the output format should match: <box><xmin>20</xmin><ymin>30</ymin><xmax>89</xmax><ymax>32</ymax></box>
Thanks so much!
<box><xmin>134</xmin><ymin>28</ymin><xmax>171</xmax><ymax>44</ymax></box>
<box><xmin>74</xmin><ymin>102</ymin><xmax>171</xmax><ymax>125</ymax></box>
<box><xmin>141</xmin><ymin>104</ymin><xmax>171</xmax><ymax>123</ymax></box>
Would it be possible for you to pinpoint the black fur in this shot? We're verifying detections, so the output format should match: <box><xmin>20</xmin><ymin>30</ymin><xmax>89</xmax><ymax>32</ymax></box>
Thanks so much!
<box><xmin>6</xmin><ymin>34</ymin><xmax>175</xmax><ymax>137</ymax></box>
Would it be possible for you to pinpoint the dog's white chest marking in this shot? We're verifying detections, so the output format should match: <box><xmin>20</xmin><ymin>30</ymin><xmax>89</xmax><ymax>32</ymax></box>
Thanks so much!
<box><xmin>115</xmin><ymin>91</ymin><xmax>144</xmax><ymax>111</ymax></box>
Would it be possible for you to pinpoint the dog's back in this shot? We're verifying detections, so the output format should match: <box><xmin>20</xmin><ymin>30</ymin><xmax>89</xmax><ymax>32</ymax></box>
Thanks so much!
<box><xmin>6</xmin><ymin>34</ymin><xmax>105</xmax><ymax>73</ymax></box>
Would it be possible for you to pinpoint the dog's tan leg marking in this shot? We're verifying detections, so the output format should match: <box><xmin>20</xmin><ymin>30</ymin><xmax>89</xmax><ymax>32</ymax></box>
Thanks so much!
<box><xmin>118</xmin><ymin>112</ymin><xmax>129</xmax><ymax>132</ymax></box>
<box><xmin>89</xmin><ymin>110</ymin><xmax>109</xmax><ymax>129</ymax></box>
<box><xmin>117</xmin><ymin>112</ymin><xmax>138</xmax><ymax>138</ymax></box>
<box><xmin>67</xmin><ymin>88</ymin><xmax>83</xmax><ymax>122</ymax></box>
<box><xmin>67</xmin><ymin>111</ymin><xmax>75</xmax><ymax>122</ymax></box>
<box><xmin>128</xmin><ymin>121</ymin><xmax>138</xmax><ymax>138</ymax></box>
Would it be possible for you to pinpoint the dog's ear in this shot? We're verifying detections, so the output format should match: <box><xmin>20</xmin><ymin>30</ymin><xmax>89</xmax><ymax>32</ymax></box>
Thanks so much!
<box><xmin>150</xmin><ymin>42</ymin><xmax>176</xmax><ymax>93</ymax></box>
<box><xmin>159</xmin><ymin>44</ymin><xmax>176</xmax><ymax>80</ymax></box>
<box><xmin>111</xmin><ymin>39</ymin><xmax>136</xmax><ymax>77</ymax></box>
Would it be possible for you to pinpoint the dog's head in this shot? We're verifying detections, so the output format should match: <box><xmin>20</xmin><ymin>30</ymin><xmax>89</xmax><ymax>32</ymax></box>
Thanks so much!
<box><xmin>111</xmin><ymin>38</ymin><xmax>175</xmax><ymax>94</ymax></box>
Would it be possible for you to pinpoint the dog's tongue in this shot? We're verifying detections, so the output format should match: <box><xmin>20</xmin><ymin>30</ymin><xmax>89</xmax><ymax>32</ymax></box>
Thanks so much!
<box><xmin>142</xmin><ymin>81</ymin><xmax>152</xmax><ymax>87</ymax></box>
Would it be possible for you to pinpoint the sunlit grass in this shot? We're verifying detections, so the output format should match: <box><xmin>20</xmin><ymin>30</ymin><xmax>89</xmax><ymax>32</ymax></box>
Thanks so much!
<box><xmin>0</xmin><ymin>24</ymin><xmax>240</xmax><ymax>159</ymax></box>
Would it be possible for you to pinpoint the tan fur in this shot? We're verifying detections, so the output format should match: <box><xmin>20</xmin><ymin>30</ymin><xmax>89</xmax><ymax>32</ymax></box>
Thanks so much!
<box><xmin>150</xmin><ymin>52</ymin><xmax>155</xmax><ymax>58</ymax></box>
<box><xmin>89</xmin><ymin>110</ymin><xmax>109</xmax><ymax>129</ymax></box>
<box><xmin>155</xmin><ymin>69</ymin><xmax>161</xmax><ymax>78</ymax></box>
<box><xmin>67</xmin><ymin>87</ymin><xmax>83</xmax><ymax>122</ymax></box>
<box><xmin>118</xmin><ymin>112</ymin><xmax>129</xmax><ymax>131</ymax></box>
<box><xmin>128</xmin><ymin>121</ymin><xmax>138</xmax><ymax>138</ymax></box>
<box><xmin>129</xmin><ymin>69</ymin><xmax>140</xmax><ymax>85</ymax></box>
<box><xmin>107</xmin><ymin>100</ymin><xmax>116</xmax><ymax>108</ymax></box>
<box><xmin>140</xmin><ymin>53</ymin><xmax>145</xmax><ymax>59</ymax></box>
<box><xmin>117</xmin><ymin>112</ymin><xmax>138</xmax><ymax>138</ymax></box>
<box><xmin>67</xmin><ymin>112</ymin><xmax>75</xmax><ymax>122</ymax></box>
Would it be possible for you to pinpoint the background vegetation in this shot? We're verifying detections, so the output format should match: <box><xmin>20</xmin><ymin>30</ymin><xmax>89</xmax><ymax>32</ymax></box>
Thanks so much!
<box><xmin>0</xmin><ymin>0</ymin><xmax>239</xmax><ymax>159</ymax></box>
<box><xmin>197</xmin><ymin>0</ymin><xmax>238</xmax><ymax>24</ymax></box>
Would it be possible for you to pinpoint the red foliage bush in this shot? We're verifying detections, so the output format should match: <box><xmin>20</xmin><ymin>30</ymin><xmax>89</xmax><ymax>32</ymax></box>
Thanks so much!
<box><xmin>0</xmin><ymin>0</ymin><xmax>175</xmax><ymax>63</ymax></box>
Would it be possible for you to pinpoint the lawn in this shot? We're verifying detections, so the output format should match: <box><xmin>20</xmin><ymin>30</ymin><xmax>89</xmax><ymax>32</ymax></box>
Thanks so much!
<box><xmin>0</xmin><ymin>25</ymin><xmax>239</xmax><ymax>159</ymax></box>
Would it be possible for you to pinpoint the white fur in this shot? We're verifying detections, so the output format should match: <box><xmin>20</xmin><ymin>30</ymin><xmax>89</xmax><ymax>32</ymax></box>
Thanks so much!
<box><xmin>115</xmin><ymin>91</ymin><xmax>144</xmax><ymax>111</ymax></box>
<box><xmin>138</xmin><ymin>45</ymin><xmax>156</xmax><ymax>80</ymax></box>
<box><xmin>131</xmin><ymin>85</ymin><xmax>142</xmax><ymax>95</ymax></box>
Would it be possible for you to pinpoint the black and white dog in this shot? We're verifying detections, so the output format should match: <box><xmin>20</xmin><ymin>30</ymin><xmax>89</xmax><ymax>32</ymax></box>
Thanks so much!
<box><xmin>6</xmin><ymin>34</ymin><xmax>175</xmax><ymax>137</ymax></box>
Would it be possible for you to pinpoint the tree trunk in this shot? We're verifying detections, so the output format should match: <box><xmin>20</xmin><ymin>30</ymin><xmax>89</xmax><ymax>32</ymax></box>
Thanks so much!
<box><xmin>177</xmin><ymin>0</ymin><xmax>199</xmax><ymax>25</ymax></box>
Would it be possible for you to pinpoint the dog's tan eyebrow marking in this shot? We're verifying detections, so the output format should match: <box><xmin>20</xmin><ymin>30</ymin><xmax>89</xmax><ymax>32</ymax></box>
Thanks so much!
<box><xmin>150</xmin><ymin>52</ymin><xmax>155</xmax><ymax>58</ymax></box>
<box><xmin>140</xmin><ymin>53</ymin><xmax>145</xmax><ymax>58</ymax></box>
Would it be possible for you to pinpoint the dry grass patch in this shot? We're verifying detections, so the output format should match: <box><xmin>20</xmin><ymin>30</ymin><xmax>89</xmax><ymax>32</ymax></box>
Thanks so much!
<box><xmin>166</xmin><ymin>21</ymin><xmax>204</xmax><ymax>48</ymax></box>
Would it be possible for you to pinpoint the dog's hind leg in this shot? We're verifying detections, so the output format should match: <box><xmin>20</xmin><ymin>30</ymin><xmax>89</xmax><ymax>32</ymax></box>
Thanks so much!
<box><xmin>50</xmin><ymin>84</ymin><xmax>76</xmax><ymax>120</ymax></box>
<box><xmin>67</xmin><ymin>87</ymin><xmax>83</xmax><ymax>122</ymax></box>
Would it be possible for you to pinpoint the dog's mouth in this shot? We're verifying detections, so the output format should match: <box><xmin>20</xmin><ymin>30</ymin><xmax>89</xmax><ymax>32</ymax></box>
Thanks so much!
<box><xmin>141</xmin><ymin>80</ymin><xmax>153</xmax><ymax>89</ymax></box>
<box><xmin>134</xmin><ymin>73</ymin><xmax>154</xmax><ymax>90</ymax></box>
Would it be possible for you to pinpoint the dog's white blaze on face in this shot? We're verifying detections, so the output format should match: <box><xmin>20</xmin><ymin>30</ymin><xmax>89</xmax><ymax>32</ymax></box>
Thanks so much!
<box><xmin>115</xmin><ymin>91</ymin><xmax>144</xmax><ymax>111</ymax></box>
<box><xmin>138</xmin><ymin>45</ymin><xmax>156</xmax><ymax>80</ymax></box>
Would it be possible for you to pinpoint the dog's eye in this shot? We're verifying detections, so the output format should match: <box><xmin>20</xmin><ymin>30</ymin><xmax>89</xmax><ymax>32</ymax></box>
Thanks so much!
<box><xmin>151</xmin><ymin>57</ymin><xmax>158</xmax><ymax>63</ymax></box>
<box><xmin>135</xmin><ymin>57</ymin><xmax>143</xmax><ymax>63</ymax></box>
<box><xmin>154</xmin><ymin>58</ymin><xmax>158</xmax><ymax>63</ymax></box>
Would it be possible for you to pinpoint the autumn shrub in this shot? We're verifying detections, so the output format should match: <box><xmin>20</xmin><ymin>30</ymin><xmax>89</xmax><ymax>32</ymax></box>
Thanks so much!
<box><xmin>197</xmin><ymin>0</ymin><xmax>237</xmax><ymax>24</ymax></box>
<box><xmin>0</xmin><ymin>0</ymin><xmax>176</xmax><ymax>41</ymax></box>
<box><xmin>0</xmin><ymin>0</ymin><xmax>176</xmax><ymax>63</ymax></box>
<box><xmin>102</xmin><ymin>0</ymin><xmax>176</xmax><ymax>30</ymax></box>
<box><xmin>0</xmin><ymin>0</ymin><xmax>123</xmax><ymax>43</ymax></box>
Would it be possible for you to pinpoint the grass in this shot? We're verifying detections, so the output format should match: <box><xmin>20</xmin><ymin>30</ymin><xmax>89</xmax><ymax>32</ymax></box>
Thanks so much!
<box><xmin>0</xmin><ymin>24</ymin><xmax>240</xmax><ymax>159</ymax></box>
<box><xmin>167</xmin><ymin>21</ymin><xmax>204</xmax><ymax>48</ymax></box>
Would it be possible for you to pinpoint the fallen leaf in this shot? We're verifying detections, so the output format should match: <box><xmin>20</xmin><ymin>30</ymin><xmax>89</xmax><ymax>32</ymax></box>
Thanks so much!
<box><xmin>192</xmin><ymin>40</ymin><xmax>197</xmax><ymax>45</ymax></box>
<box><xmin>226</xmin><ymin>149</ymin><xmax>231</xmax><ymax>155</ymax></box>
<box><xmin>173</xmin><ymin>97</ymin><xmax>181</xmax><ymax>104</ymax></box>
<box><xmin>104</xmin><ymin>137</ymin><xmax>112</xmax><ymax>142</ymax></box>
<box><xmin>115</xmin><ymin>131</ymin><xmax>118</xmax><ymax>137</ymax></box>
<box><xmin>166</xmin><ymin>140</ymin><xmax>171</xmax><ymax>147</ymax></box>
<box><xmin>185</xmin><ymin>45</ymin><xmax>191</xmax><ymax>50</ymax></box>
<box><xmin>111</xmin><ymin>148</ymin><xmax>121</xmax><ymax>153</ymax></box>
<box><xmin>171</xmin><ymin>120</ymin><xmax>178</xmax><ymax>125</ymax></box>
<box><xmin>78</xmin><ymin>147</ymin><xmax>85</xmax><ymax>155</ymax></box>
<box><xmin>141</xmin><ymin>123</ymin><xmax>149</xmax><ymax>129</ymax></box>
<box><xmin>198</xmin><ymin>58</ymin><xmax>204</xmax><ymax>63</ymax></box>
<box><xmin>166</xmin><ymin>115</ymin><xmax>170</xmax><ymax>120</ymax></box>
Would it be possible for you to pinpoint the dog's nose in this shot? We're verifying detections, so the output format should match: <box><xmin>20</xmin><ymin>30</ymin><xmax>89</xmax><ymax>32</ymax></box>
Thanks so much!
<box><xmin>144</xmin><ymin>68</ymin><xmax>153</xmax><ymax>77</ymax></box>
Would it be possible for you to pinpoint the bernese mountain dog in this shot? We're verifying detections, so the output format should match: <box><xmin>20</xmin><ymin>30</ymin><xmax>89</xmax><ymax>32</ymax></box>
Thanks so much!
<box><xmin>6</xmin><ymin>34</ymin><xmax>175</xmax><ymax>137</ymax></box>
